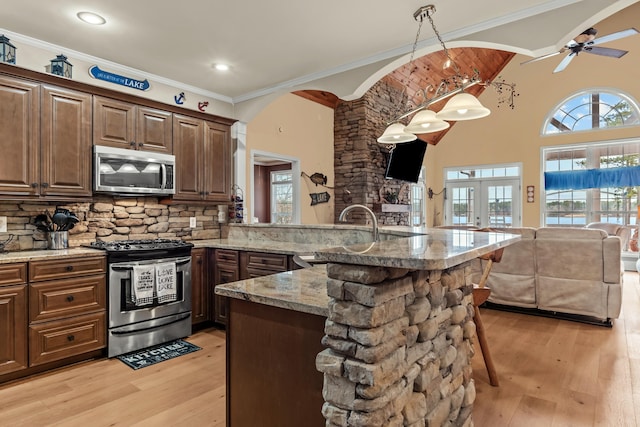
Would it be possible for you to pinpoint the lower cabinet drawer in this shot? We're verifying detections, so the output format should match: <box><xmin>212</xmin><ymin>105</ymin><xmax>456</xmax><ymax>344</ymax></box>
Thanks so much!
<box><xmin>243</xmin><ymin>252</ymin><xmax>289</xmax><ymax>272</ymax></box>
<box><xmin>29</xmin><ymin>275</ymin><xmax>106</xmax><ymax>322</ymax></box>
<box><xmin>29</xmin><ymin>311</ymin><xmax>106</xmax><ymax>367</ymax></box>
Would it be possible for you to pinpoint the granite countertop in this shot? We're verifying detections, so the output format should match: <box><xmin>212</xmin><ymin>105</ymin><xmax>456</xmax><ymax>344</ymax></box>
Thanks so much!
<box><xmin>191</xmin><ymin>238</ymin><xmax>333</xmax><ymax>255</ymax></box>
<box><xmin>314</xmin><ymin>228</ymin><xmax>520</xmax><ymax>270</ymax></box>
<box><xmin>216</xmin><ymin>227</ymin><xmax>521</xmax><ymax>314</ymax></box>
<box><xmin>215</xmin><ymin>265</ymin><xmax>330</xmax><ymax>317</ymax></box>
<box><xmin>0</xmin><ymin>247</ymin><xmax>105</xmax><ymax>264</ymax></box>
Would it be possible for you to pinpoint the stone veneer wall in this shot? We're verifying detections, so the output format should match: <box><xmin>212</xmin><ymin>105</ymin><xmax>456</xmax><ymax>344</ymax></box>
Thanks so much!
<box><xmin>316</xmin><ymin>262</ymin><xmax>476</xmax><ymax>427</ymax></box>
<box><xmin>334</xmin><ymin>77</ymin><xmax>413</xmax><ymax>227</ymax></box>
<box><xmin>0</xmin><ymin>197</ymin><xmax>224</xmax><ymax>251</ymax></box>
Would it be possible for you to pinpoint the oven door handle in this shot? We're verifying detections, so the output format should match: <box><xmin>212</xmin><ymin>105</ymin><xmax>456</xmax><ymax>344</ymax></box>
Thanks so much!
<box><xmin>110</xmin><ymin>312</ymin><xmax>191</xmax><ymax>335</ymax></box>
<box><xmin>110</xmin><ymin>256</ymin><xmax>192</xmax><ymax>270</ymax></box>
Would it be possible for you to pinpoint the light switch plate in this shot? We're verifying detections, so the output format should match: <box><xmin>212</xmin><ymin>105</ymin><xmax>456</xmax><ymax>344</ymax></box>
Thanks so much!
<box><xmin>189</xmin><ymin>217</ymin><xmax>197</xmax><ymax>228</ymax></box>
<box><xmin>0</xmin><ymin>216</ymin><xmax>7</xmax><ymax>233</ymax></box>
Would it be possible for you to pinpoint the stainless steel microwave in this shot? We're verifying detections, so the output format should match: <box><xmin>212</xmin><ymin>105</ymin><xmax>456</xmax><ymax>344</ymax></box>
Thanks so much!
<box><xmin>94</xmin><ymin>145</ymin><xmax>176</xmax><ymax>195</ymax></box>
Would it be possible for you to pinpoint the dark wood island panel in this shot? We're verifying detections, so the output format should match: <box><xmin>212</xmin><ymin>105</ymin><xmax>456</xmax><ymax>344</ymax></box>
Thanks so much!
<box><xmin>227</xmin><ymin>298</ymin><xmax>325</xmax><ymax>427</ymax></box>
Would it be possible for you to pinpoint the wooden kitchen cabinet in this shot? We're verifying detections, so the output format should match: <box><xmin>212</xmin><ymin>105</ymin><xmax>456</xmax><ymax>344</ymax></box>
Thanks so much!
<box><xmin>173</xmin><ymin>114</ymin><xmax>232</xmax><ymax>203</ymax></box>
<box><xmin>0</xmin><ymin>75</ymin><xmax>40</xmax><ymax>196</ymax></box>
<box><xmin>27</xmin><ymin>255</ymin><xmax>106</xmax><ymax>367</ymax></box>
<box><xmin>93</xmin><ymin>95</ymin><xmax>173</xmax><ymax>153</ymax></box>
<box><xmin>0</xmin><ymin>76</ymin><xmax>92</xmax><ymax>198</ymax></box>
<box><xmin>240</xmin><ymin>251</ymin><xmax>293</xmax><ymax>279</ymax></box>
<box><xmin>0</xmin><ymin>263</ymin><xmax>28</xmax><ymax>376</ymax></box>
<box><xmin>40</xmin><ymin>84</ymin><xmax>93</xmax><ymax>197</ymax></box>
<box><xmin>212</xmin><ymin>249</ymin><xmax>240</xmax><ymax>325</ymax></box>
<box><xmin>191</xmin><ymin>248</ymin><xmax>209</xmax><ymax>325</ymax></box>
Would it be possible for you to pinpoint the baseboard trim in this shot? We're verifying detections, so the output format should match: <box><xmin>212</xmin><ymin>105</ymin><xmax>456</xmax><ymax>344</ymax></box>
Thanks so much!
<box><xmin>482</xmin><ymin>301</ymin><xmax>613</xmax><ymax>327</ymax></box>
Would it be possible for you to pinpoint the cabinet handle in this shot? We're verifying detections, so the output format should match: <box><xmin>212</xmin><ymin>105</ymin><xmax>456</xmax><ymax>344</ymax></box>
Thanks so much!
<box><xmin>67</xmin><ymin>335</ymin><xmax>75</xmax><ymax>342</ymax></box>
<box><xmin>130</xmin><ymin>141</ymin><xmax>136</xmax><ymax>146</ymax></box>
<box><xmin>66</xmin><ymin>265</ymin><xmax>74</xmax><ymax>272</ymax></box>
<box><xmin>66</xmin><ymin>295</ymin><xmax>75</xmax><ymax>302</ymax></box>
<box><xmin>31</xmin><ymin>182</ymin><xmax>38</xmax><ymax>188</ymax></box>
<box><xmin>138</xmin><ymin>142</ymin><xmax>144</xmax><ymax>147</ymax></box>
<box><xmin>41</xmin><ymin>182</ymin><xmax>49</xmax><ymax>188</ymax></box>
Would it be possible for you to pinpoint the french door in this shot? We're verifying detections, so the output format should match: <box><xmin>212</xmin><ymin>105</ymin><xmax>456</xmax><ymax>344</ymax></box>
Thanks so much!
<box><xmin>446</xmin><ymin>178</ymin><xmax>521</xmax><ymax>228</ymax></box>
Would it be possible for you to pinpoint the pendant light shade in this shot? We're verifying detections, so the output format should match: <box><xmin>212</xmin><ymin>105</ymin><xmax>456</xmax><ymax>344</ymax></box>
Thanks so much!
<box><xmin>436</xmin><ymin>93</ymin><xmax>490</xmax><ymax>121</ymax></box>
<box><xmin>404</xmin><ymin>110</ymin><xmax>450</xmax><ymax>134</ymax></box>
<box><xmin>377</xmin><ymin>123</ymin><xmax>417</xmax><ymax>144</ymax></box>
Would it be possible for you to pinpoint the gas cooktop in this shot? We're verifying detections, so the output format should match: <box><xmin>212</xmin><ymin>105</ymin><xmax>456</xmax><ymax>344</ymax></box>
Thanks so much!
<box><xmin>88</xmin><ymin>238</ymin><xmax>194</xmax><ymax>252</ymax></box>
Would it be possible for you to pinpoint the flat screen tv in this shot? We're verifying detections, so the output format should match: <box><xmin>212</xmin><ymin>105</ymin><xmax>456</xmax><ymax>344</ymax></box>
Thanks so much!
<box><xmin>384</xmin><ymin>140</ymin><xmax>427</xmax><ymax>183</ymax></box>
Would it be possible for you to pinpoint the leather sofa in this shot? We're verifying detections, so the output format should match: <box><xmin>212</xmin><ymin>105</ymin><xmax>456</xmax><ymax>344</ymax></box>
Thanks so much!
<box><xmin>585</xmin><ymin>222</ymin><xmax>631</xmax><ymax>250</ymax></box>
<box><xmin>469</xmin><ymin>226</ymin><xmax>623</xmax><ymax>325</ymax></box>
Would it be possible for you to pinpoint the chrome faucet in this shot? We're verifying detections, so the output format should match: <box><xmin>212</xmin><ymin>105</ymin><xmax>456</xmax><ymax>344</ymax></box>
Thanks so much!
<box><xmin>338</xmin><ymin>204</ymin><xmax>379</xmax><ymax>242</ymax></box>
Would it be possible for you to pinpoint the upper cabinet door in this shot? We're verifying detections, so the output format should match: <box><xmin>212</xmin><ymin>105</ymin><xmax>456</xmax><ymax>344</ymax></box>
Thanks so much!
<box><xmin>203</xmin><ymin>120</ymin><xmax>232</xmax><ymax>202</ymax></box>
<box><xmin>136</xmin><ymin>106</ymin><xmax>173</xmax><ymax>153</ymax></box>
<box><xmin>93</xmin><ymin>96</ymin><xmax>136</xmax><ymax>149</ymax></box>
<box><xmin>173</xmin><ymin>114</ymin><xmax>204</xmax><ymax>200</ymax></box>
<box><xmin>0</xmin><ymin>76</ymin><xmax>40</xmax><ymax>196</ymax></box>
<box><xmin>40</xmin><ymin>85</ymin><xmax>92</xmax><ymax>197</ymax></box>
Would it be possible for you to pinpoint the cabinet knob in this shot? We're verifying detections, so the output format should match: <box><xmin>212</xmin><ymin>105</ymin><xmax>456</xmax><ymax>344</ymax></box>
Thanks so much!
<box><xmin>130</xmin><ymin>141</ymin><xmax>136</xmax><ymax>146</ymax></box>
<box><xmin>66</xmin><ymin>265</ymin><xmax>74</xmax><ymax>272</ymax></box>
<box><xmin>66</xmin><ymin>295</ymin><xmax>75</xmax><ymax>302</ymax></box>
<box><xmin>67</xmin><ymin>335</ymin><xmax>75</xmax><ymax>342</ymax></box>
<box><xmin>138</xmin><ymin>142</ymin><xmax>144</xmax><ymax>147</ymax></box>
<box><xmin>41</xmin><ymin>182</ymin><xmax>49</xmax><ymax>188</ymax></box>
<box><xmin>31</xmin><ymin>182</ymin><xmax>38</xmax><ymax>188</ymax></box>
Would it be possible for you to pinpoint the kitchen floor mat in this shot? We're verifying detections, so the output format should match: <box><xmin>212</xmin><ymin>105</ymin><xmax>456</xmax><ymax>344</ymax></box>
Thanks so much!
<box><xmin>116</xmin><ymin>339</ymin><xmax>202</xmax><ymax>370</ymax></box>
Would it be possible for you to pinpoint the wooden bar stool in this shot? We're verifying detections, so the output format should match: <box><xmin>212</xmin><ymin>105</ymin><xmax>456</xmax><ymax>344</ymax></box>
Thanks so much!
<box><xmin>472</xmin><ymin>245</ymin><xmax>503</xmax><ymax>387</ymax></box>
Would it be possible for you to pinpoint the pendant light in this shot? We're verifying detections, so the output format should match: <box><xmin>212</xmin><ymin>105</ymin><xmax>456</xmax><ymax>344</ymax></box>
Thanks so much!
<box><xmin>405</xmin><ymin>110</ymin><xmax>450</xmax><ymax>133</ymax></box>
<box><xmin>436</xmin><ymin>93</ymin><xmax>490</xmax><ymax>121</ymax></box>
<box><xmin>377</xmin><ymin>123</ymin><xmax>417</xmax><ymax>144</ymax></box>
<box><xmin>377</xmin><ymin>5</ymin><xmax>516</xmax><ymax>144</ymax></box>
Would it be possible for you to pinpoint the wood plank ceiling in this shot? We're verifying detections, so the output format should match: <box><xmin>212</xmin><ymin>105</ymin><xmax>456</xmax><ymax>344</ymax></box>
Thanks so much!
<box><xmin>295</xmin><ymin>47</ymin><xmax>515</xmax><ymax>145</ymax></box>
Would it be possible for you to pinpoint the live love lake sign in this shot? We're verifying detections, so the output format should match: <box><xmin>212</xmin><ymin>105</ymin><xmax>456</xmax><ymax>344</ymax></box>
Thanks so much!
<box><xmin>89</xmin><ymin>66</ymin><xmax>150</xmax><ymax>91</ymax></box>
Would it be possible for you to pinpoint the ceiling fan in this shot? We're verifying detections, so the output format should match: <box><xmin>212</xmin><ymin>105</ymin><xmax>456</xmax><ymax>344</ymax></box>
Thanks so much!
<box><xmin>521</xmin><ymin>27</ymin><xmax>639</xmax><ymax>73</ymax></box>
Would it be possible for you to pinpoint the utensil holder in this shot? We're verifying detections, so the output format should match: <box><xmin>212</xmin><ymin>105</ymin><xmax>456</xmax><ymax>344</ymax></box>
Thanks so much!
<box><xmin>48</xmin><ymin>231</ymin><xmax>68</xmax><ymax>250</ymax></box>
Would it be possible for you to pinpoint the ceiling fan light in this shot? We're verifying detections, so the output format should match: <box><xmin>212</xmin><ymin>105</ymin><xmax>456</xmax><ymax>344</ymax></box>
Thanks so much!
<box><xmin>377</xmin><ymin>123</ymin><xmax>417</xmax><ymax>144</ymax></box>
<box><xmin>436</xmin><ymin>93</ymin><xmax>491</xmax><ymax>121</ymax></box>
<box><xmin>405</xmin><ymin>110</ymin><xmax>450</xmax><ymax>134</ymax></box>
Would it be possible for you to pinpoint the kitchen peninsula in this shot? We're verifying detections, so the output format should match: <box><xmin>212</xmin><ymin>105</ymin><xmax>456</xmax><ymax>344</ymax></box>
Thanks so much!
<box><xmin>216</xmin><ymin>227</ymin><xmax>520</xmax><ymax>427</ymax></box>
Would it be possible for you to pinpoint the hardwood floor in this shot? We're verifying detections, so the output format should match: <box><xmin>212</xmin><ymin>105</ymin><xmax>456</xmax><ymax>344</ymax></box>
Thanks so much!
<box><xmin>473</xmin><ymin>271</ymin><xmax>640</xmax><ymax>426</ymax></box>
<box><xmin>0</xmin><ymin>328</ymin><xmax>227</xmax><ymax>427</ymax></box>
<box><xmin>0</xmin><ymin>273</ymin><xmax>638</xmax><ymax>426</ymax></box>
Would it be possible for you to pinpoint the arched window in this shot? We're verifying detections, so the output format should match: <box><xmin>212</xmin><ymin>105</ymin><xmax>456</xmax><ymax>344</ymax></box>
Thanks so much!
<box><xmin>542</xmin><ymin>88</ymin><xmax>640</xmax><ymax>135</ymax></box>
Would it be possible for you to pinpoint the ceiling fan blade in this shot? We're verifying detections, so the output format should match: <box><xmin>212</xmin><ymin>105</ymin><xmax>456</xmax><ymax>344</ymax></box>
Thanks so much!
<box><xmin>585</xmin><ymin>46</ymin><xmax>629</xmax><ymax>58</ymax></box>
<box><xmin>553</xmin><ymin>53</ymin><xmax>576</xmax><ymax>73</ymax></box>
<box><xmin>592</xmin><ymin>27</ymin><xmax>639</xmax><ymax>45</ymax></box>
<box><xmin>521</xmin><ymin>51</ymin><xmax>561</xmax><ymax>66</ymax></box>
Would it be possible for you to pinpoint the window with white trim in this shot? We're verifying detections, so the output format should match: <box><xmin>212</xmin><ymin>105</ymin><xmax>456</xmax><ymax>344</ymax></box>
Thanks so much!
<box><xmin>410</xmin><ymin>167</ymin><xmax>426</xmax><ymax>226</ymax></box>
<box><xmin>270</xmin><ymin>170</ymin><xmax>293</xmax><ymax>224</ymax></box>
<box><xmin>542</xmin><ymin>88</ymin><xmax>640</xmax><ymax>135</ymax></box>
<box><xmin>542</xmin><ymin>140</ymin><xmax>640</xmax><ymax>235</ymax></box>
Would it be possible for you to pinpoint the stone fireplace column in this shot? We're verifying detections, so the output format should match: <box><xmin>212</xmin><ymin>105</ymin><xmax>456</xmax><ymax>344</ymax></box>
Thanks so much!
<box><xmin>316</xmin><ymin>261</ymin><xmax>477</xmax><ymax>426</ymax></box>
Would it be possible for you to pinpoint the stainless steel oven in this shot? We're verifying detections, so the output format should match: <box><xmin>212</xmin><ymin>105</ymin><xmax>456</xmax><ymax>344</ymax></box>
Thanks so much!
<box><xmin>89</xmin><ymin>239</ymin><xmax>193</xmax><ymax>357</ymax></box>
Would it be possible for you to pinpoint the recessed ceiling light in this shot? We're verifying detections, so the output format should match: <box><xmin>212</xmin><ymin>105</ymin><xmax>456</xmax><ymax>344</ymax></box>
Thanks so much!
<box><xmin>214</xmin><ymin>63</ymin><xmax>229</xmax><ymax>71</ymax></box>
<box><xmin>77</xmin><ymin>12</ymin><xmax>106</xmax><ymax>25</ymax></box>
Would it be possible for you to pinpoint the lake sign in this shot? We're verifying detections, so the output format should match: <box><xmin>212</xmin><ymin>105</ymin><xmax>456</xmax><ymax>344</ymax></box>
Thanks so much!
<box><xmin>89</xmin><ymin>65</ymin><xmax>150</xmax><ymax>91</ymax></box>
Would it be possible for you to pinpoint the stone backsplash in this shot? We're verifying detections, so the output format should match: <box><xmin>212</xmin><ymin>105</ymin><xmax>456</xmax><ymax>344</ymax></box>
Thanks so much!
<box><xmin>0</xmin><ymin>197</ymin><xmax>224</xmax><ymax>251</ymax></box>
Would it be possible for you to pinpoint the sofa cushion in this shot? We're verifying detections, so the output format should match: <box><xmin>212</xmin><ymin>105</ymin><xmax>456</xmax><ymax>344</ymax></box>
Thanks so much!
<box><xmin>535</xmin><ymin>227</ymin><xmax>606</xmax><ymax>281</ymax></box>
<box><xmin>479</xmin><ymin>227</ymin><xmax>537</xmax><ymax>308</ymax></box>
<box><xmin>537</xmin><ymin>276</ymin><xmax>608</xmax><ymax>319</ymax></box>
